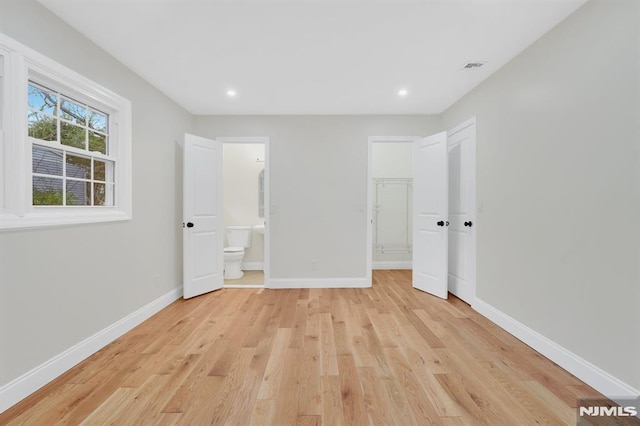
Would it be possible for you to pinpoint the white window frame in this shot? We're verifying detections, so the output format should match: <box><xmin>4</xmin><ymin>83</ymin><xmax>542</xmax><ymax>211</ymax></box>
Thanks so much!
<box><xmin>0</xmin><ymin>32</ymin><xmax>132</xmax><ymax>230</ymax></box>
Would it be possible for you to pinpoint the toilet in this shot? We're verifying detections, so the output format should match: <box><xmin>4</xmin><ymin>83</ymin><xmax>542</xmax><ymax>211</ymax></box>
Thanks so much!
<box><xmin>223</xmin><ymin>225</ymin><xmax>252</xmax><ymax>279</ymax></box>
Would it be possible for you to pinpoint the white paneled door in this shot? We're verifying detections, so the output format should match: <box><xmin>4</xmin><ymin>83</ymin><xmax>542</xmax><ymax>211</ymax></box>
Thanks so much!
<box><xmin>183</xmin><ymin>133</ymin><xmax>224</xmax><ymax>299</ymax></box>
<box><xmin>412</xmin><ymin>132</ymin><xmax>449</xmax><ymax>299</ymax></box>
<box><xmin>447</xmin><ymin>118</ymin><xmax>476</xmax><ymax>304</ymax></box>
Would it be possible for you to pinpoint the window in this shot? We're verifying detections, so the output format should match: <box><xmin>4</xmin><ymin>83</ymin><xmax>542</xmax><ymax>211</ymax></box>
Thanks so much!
<box><xmin>29</xmin><ymin>82</ymin><xmax>114</xmax><ymax>207</ymax></box>
<box><xmin>0</xmin><ymin>32</ymin><xmax>131</xmax><ymax>229</ymax></box>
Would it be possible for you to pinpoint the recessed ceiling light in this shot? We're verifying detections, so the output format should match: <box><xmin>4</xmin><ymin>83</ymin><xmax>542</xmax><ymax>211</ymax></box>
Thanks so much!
<box><xmin>226</xmin><ymin>89</ymin><xmax>237</xmax><ymax>97</ymax></box>
<box><xmin>397</xmin><ymin>89</ymin><xmax>408</xmax><ymax>97</ymax></box>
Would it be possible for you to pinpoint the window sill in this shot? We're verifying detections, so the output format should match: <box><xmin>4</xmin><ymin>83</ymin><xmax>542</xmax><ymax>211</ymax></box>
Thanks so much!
<box><xmin>0</xmin><ymin>208</ymin><xmax>131</xmax><ymax>231</ymax></box>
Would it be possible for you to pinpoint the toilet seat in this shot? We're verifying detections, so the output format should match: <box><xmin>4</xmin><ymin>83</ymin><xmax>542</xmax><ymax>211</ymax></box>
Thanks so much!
<box><xmin>224</xmin><ymin>246</ymin><xmax>244</xmax><ymax>253</ymax></box>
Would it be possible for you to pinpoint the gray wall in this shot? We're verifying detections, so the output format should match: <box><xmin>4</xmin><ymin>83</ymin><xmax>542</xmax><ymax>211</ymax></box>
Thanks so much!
<box><xmin>442</xmin><ymin>0</ymin><xmax>640</xmax><ymax>389</ymax></box>
<box><xmin>0</xmin><ymin>0</ymin><xmax>194</xmax><ymax>385</ymax></box>
<box><xmin>194</xmin><ymin>116</ymin><xmax>441</xmax><ymax>279</ymax></box>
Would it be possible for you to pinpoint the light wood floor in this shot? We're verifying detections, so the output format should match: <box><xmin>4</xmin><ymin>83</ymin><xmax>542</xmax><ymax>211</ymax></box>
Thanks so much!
<box><xmin>1</xmin><ymin>270</ymin><xmax>604</xmax><ymax>425</ymax></box>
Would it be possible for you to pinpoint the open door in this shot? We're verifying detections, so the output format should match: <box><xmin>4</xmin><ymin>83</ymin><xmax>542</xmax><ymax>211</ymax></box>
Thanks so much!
<box><xmin>412</xmin><ymin>131</ymin><xmax>448</xmax><ymax>299</ymax></box>
<box><xmin>447</xmin><ymin>117</ymin><xmax>476</xmax><ymax>304</ymax></box>
<box><xmin>183</xmin><ymin>133</ymin><xmax>224</xmax><ymax>299</ymax></box>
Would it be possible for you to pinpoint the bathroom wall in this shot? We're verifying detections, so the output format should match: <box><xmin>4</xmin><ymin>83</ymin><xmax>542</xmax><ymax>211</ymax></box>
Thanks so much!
<box><xmin>371</xmin><ymin>142</ymin><xmax>413</xmax><ymax>266</ymax></box>
<box><xmin>223</xmin><ymin>143</ymin><xmax>265</xmax><ymax>267</ymax></box>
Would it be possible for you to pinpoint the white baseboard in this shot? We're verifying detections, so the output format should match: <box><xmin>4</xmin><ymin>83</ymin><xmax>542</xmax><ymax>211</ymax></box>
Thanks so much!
<box><xmin>268</xmin><ymin>277</ymin><xmax>371</xmax><ymax>289</ymax></box>
<box><xmin>472</xmin><ymin>298</ymin><xmax>640</xmax><ymax>404</ymax></box>
<box><xmin>373</xmin><ymin>261</ymin><xmax>412</xmax><ymax>270</ymax></box>
<box><xmin>242</xmin><ymin>262</ymin><xmax>264</xmax><ymax>271</ymax></box>
<box><xmin>0</xmin><ymin>287</ymin><xmax>183</xmax><ymax>414</ymax></box>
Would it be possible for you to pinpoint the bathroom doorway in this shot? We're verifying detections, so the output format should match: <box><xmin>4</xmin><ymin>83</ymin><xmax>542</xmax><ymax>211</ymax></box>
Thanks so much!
<box><xmin>219</xmin><ymin>137</ymin><xmax>270</xmax><ymax>288</ymax></box>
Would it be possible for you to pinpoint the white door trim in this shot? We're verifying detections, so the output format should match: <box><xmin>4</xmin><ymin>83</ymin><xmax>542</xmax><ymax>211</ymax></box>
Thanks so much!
<box><xmin>366</xmin><ymin>136</ymin><xmax>421</xmax><ymax>284</ymax></box>
<box><xmin>217</xmin><ymin>136</ymin><xmax>270</xmax><ymax>287</ymax></box>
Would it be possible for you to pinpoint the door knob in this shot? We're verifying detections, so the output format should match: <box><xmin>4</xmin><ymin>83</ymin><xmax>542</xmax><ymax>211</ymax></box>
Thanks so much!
<box><xmin>437</xmin><ymin>220</ymin><xmax>445</xmax><ymax>227</ymax></box>
<box><xmin>464</xmin><ymin>221</ymin><xmax>473</xmax><ymax>227</ymax></box>
<box><xmin>186</xmin><ymin>222</ymin><xmax>194</xmax><ymax>228</ymax></box>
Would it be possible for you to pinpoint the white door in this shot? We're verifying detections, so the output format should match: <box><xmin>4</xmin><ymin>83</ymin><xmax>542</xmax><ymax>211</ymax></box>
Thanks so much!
<box><xmin>412</xmin><ymin>132</ymin><xmax>448</xmax><ymax>299</ymax></box>
<box><xmin>448</xmin><ymin>118</ymin><xmax>476</xmax><ymax>303</ymax></box>
<box><xmin>183</xmin><ymin>133</ymin><xmax>224</xmax><ymax>299</ymax></box>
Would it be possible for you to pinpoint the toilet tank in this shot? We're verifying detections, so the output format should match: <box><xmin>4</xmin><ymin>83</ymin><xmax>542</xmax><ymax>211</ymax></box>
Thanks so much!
<box><xmin>226</xmin><ymin>225</ymin><xmax>252</xmax><ymax>248</ymax></box>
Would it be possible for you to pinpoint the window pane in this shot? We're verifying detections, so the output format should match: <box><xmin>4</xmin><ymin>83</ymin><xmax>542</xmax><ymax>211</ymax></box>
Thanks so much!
<box><xmin>33</xmin><ymin>145</ymin><xmax>63</xmax><ymax>176</ymax></box>
<box><xmin>93</xmin><ymin>159</ymin><xmax>114</xmax><ymax>182</ymax></box>
<box><xmin>66</xmin><ymin>154</ymin><xmax>91</xmax><ymax>179</ymax></box>
<box><xmin>93</xmin><ymin>182</ymin><xmax>114</xmax><ymax>206</ymax></box>
<box><xmin>60</xmin><ymin>122</ymin><xmax>86</xmax><ymax>149</ymax></box>
<box><xmin>28</xmin><ymin>84</ymin><xmax>57</xmax><ymax>115</ymax></box>
<box><xmin>89</xmin><ymin>110</ymin><xmax>108</xmax><ymax>133</ymax></box>
<box><xmin>88</xmin><ymin>131</ymin><xmax>107</xmax><ymax>154</ymax></box>
<box><xmin>28</xmin><ymin>112</ymin><xmax>57</xmax><ymax>141</ymax></box>
<box><xmin>66</xmin><ymin>180</ymin><xmax>91</xmax><ymax>205</ymax></box>
<box><xmin>60</xmin><ymin>98</ymin><xmax>86</xmax><ymax>125</ymax></box>
<box><xmin>33</xmin><ymin>176</ymin><xmax>63</xmax><ymax>205</ymax></box>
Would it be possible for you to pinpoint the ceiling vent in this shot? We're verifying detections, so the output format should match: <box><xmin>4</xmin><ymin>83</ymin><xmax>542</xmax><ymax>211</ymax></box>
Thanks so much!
<box><xmin>462</xmin><ymin>62</ymin><xmax>487</xmax><ymax>70</ymax></box>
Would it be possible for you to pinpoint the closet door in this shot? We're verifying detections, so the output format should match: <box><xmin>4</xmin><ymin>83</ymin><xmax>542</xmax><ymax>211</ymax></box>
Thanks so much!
<box><xmin>412</xmin><ymin>132</ymin><xmax>448</xmax><ymax>299</ymax></box>
<box><xmin>447</xmin><ymin>117</ymin><xmax>476</xmax><ymax>304</ymax></box>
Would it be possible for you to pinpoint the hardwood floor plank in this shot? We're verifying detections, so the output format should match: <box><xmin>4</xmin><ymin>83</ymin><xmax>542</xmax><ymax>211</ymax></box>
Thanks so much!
<box><xmin>257</xmin><ymin>327</ymin><xmax>294</xmax><ymax>399</ymax></box>
<box><xmin>319</xmin><ymin>312</ymin><xmax>339</xmax><ymax>376</ymax></box>
<box><xmin>78</xmin><ymin>387</ymin><xmax>139</xmax><ymax>425</ymax></box>
<box><xmin>296</xmin><ymin>414</ymin><xmax>321</xmax><ymax>425</ymax></box>
<box><xmin>249</xmin><ymin>399</ymin><xmax>276</xmax><ymax>426</ymax></box>
<box><xmin>305</xmin><ymin>298</ymin><xmax>320</xmax><ymax>338</ymax></box>
<box><xmin>358</xmin><ymin>366</ymin><xmax>394</xmax><ymax>426</ymax></box>
<box><xmin>297</xmin><ymin>335</ymin><xmax>322</xmax><ymax>416</ymax></box>
<box><xmin>161</xmin><ymin>341</ymin><xmax>228</xmax><ymax>413</ymax></box>
<box><xmin>367</xmin><ymin>310</ymin><xmax>400</xmax><ymax>348</ymax></box>
<box><xmin>185</xmin><ymin>347</ymin><xmax>256</xmax><ymax>425</ymax></box>
<box><xmin>272</xmin><ymin>348</ymin><xmax>302</xmax><ymax>425</ymax></box>
<box><xmin>207</xmin><ymin>324</ymin><xmax>252</xmax><ymax>377</ymax></box>
<box><xmin>522</xmin><ymin>380</ymin><xmax>577</xmax><ymax>425</ymax></box>
<box><xmin>483</xmin><ymin>360</ymin><xmax>568</xmax><ymax>424</ymax></box>
<box><xmin>243</xmin><ymin>304</ymin><xmax>274</xmax><ymax>348</ymax></box>
<box><xmin>280</xmin><ymin>289</ymin><xmax>300</xmax><ymax>328</ymax></box>
<box><xmin>385</xmin><ymin>347</ymin><xmax>440</xmax><ymax>424</ymax></box>
<box><xmin>321</xmin><ymin>375</ymin><xmax>346</xmax><ymax>426</ymax></box>
<box><xmin>289</xmin><ymin>299</ymin><xmax>308</xmax><ymax>349</ymax></box>
<box><xmin>360</xmin><ymin>320</ymin><xmax>393</xmax><ymax>379</ymax></box>
<box><xmin>1</xmin><ymin>272</ymin><xmax>609</xmax><ymax>425</ymax></box>
<box><xmin>440</xmin><ymin>333</ymin><xmax>539</xmax><ymax>421</ymax></box>
<box><xmin>337</xmin><ymin>355</ymin><xmax>368</xmax><ymax>425</ymax></box>
<box><xmin>380</xmin><ymin>377</ymin><xmax>419</xmax><ymax>426</ymax></box>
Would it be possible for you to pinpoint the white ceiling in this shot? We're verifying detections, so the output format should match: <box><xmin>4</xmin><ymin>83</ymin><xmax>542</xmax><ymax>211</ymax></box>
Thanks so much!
<box><xmin>37</xmin><ymin>0</ymin><xmax>587</xmax><ymax>115</ymax></box>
